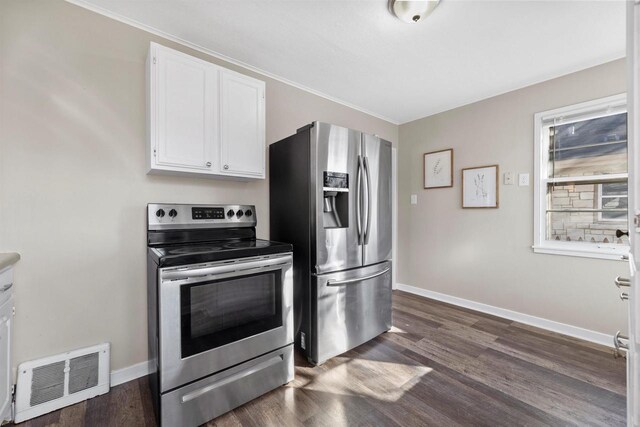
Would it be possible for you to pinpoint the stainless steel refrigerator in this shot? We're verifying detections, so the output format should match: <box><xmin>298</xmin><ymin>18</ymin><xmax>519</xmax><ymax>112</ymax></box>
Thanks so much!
<box><xmin>270</xmin><ymin>122</ymin><xmax>392</xmax><ymax>365</ymax></box>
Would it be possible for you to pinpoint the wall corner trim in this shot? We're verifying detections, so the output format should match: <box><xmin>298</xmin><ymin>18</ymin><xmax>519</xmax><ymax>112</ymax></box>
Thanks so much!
<box><xmin>110</xmin><ymin>360</ymin><xmax>151</xmax><ymax>387</ymax></box>
<box><xmin>395</xmin><ymin>283</ymin><xmax>614</xmax><ymax>348</ymax></box>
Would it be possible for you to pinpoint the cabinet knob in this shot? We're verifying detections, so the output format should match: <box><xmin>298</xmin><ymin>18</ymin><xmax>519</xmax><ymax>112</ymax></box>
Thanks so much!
<box><xmin>224</xmin><ymin>164</ymin><xmax>229</xmax><ymax>170</ymax></box>
<box><xmin>206</xmin><ymin>162</ymin><xmax>212</xmax><ymax>167</ymax></box>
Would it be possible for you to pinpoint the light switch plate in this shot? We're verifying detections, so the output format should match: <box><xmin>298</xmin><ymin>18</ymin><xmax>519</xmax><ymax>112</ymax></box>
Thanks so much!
<box><xmin>503</xmin><ymin>172</ymin><xmax>514</xmax><ymax>185</ymax></box>
<box><xmin>411</xmin><ymin>194</ymin><xmax>418</xmax><ymax>205</ymax></box>
<box><xmin>519</xmin><ymin>173</ymin><xmax>530</xmax><ymax>186</ymax></box>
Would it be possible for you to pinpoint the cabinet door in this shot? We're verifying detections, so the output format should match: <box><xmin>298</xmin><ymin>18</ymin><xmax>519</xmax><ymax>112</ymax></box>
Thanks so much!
<box><xmin>151</xmin><ymin>44</ymin><xmax>217</xmax><ymax>173</ymax></box>
<box><xmin>219</xmin><ymin>70</ymin><xmax>265</xmax><ymax>178</ymax></box>
<box><xmin>0</xmin><ymin>299</ymin><xmax>11</xmax><ymax>423</ymax></box>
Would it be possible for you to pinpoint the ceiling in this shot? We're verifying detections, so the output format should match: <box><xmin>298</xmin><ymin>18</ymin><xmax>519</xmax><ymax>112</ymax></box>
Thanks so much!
<box><xmin>70</xmin><ymin>0</ymin><xmax>626</xmax><ymax>124</ymax></box>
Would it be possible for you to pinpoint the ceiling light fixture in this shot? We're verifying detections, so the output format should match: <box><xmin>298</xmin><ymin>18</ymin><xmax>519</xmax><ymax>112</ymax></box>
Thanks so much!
<box><xmin>389</xmin><ymin>0</ymin><xmax>440</xmax><ymax>24</ymax></box>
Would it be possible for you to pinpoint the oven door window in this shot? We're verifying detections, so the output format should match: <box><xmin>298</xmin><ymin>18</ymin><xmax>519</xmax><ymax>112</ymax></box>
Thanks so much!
<box><xmin>180</xmin><ymin>270</ymin><xmax>282</xmax><ymax>358</ymax></box>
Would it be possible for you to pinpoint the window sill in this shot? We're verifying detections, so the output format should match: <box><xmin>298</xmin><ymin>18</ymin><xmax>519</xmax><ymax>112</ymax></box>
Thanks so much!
<box><xmin>532</xmin><ymin>244</ymin><xmax>628</xmax><ymax>261</ymax></box>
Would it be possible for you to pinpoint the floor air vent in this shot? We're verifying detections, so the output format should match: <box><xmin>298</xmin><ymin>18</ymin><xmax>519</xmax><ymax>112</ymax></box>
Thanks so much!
<box><xmin>15</xmin><ymin>343</ymin><xmax>110</xmax><ymax>423</ymax></box>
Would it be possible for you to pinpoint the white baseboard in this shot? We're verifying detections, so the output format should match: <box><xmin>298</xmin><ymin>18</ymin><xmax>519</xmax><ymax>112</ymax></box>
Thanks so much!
<box><xmin>395</xmin><ymin>283</ymin><xmax>613</xmax><ymax>348</ymax></box>
<box><xmin>110</xmin><ymin>360</ymin><xmax>151</xmax><ymax>387</ymax></box>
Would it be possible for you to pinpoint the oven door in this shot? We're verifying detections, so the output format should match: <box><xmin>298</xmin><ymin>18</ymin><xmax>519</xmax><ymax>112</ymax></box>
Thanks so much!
<box><xmin>158</xmin><ymin>253</ymin><xmax>293</xmax><ymax>392</ymax></box>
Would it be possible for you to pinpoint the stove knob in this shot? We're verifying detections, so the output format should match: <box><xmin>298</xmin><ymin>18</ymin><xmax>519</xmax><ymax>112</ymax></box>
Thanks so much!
<box><xmin>245</xmin><ymin>209</ymin><xmax>253</xmax><ymax>217</ymax></box>
<box><xmin>168</xmin><ymin>209</ymin><xmax>177</xmax><ymax>218</ymax></box>
<box><xmin>236</xmin><ymin>210</ymin><xmax>244</xmax><ymax>218</ymax></box>
<box><xmin>155</xmin><ymin>209</ymin><xmax>165</xmax><ymax>218</ymax></box>
<box><xmin>227</xmin><ymin>209</ymin><xmax>235</xmax><ymax>218</ymax></box>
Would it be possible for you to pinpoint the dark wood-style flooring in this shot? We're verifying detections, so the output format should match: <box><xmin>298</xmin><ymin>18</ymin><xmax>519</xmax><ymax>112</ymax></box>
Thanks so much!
<box><xmin>14</xmin><ymin>290</ymin><xmax>627</xmax><ymax>427</ymax></box>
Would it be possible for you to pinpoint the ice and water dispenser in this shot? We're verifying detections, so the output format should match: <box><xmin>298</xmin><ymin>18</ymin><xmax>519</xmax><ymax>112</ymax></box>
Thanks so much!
<box><xmin>323</xmin><ymin>171</ymin><xmax>349</xmax><ymax>228</ymax></box>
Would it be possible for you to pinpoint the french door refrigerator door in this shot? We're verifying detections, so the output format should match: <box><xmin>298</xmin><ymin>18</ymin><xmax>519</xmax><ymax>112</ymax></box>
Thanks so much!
<box><xmin>312</xmin><ymin>261</ymin><xmax>392</xmax><ymax>365</ymax></box>
<box><xmin>313</xmin><ymin>122</ymin><xmax>363</xmax><ymax>274</ymax></box>
<box><xmin>362</xmin><ymin>134</ymin><xmax>393</xmax><ymax>266</ymax></box>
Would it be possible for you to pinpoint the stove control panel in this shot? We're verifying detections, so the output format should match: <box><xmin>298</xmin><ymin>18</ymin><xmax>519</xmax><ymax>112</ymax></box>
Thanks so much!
<box><xmin>148</xmin><ymin>203</ymin><xmax>257</xmax><ymax>230</ymax></box>
<box><xmin>192</xmin><ymin>207</ymin><xmax>225</xmax><ymax>220</ymax></box>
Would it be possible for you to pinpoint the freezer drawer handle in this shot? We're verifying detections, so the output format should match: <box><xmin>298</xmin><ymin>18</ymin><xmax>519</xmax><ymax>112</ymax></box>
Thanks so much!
<box><xmin>327</xmin><ymin>267</ymin><xmax>390</xmax><ymax>287</ymax></box>
<box><xmin>180</xmin><ymin>355</ymin><xmax>283</xmax><ymax>403</ymax></box>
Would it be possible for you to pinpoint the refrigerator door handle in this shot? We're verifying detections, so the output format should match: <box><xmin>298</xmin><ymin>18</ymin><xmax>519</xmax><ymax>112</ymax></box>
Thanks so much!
<box><xmin>356</xmin><ymin>155</ymin><xmax>363</xmax><ymax>245</ymax></box>
<box><xmin>326</xmin><ymin>267</ymin><xmax>390</xmax><ymax>286</ymax></box>
<box><xmin>363</xmin><ymin>156</ymin><xmax>372</xmax><ymax>245</ymax></box>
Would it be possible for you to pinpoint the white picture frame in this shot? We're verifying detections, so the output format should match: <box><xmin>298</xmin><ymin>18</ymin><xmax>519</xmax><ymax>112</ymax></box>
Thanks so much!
<box><xmin>424</xmin><ymin>149</ymin><xmax>453</xmax><ymax>189</ymax></box>
<box><xmin>462</xmin><ymin>165</ymin><xmax>499</xmax><ymax>208</ymax></box>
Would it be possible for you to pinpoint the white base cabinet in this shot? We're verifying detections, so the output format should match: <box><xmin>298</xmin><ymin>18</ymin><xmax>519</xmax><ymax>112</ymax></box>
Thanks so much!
<box><xmin>0</xmin><ymin>267</ymin><xmax>13</xmax><ymax>424</ymax></box>
<box><xmin>0</xmin><ymin>298</ymin><xmax>11</xmax><ymax>424</ymax></box>
<box><xmin>147</xmin><ymin>43</ymin><xmax>265</xmax><ymax>180</ymax></box>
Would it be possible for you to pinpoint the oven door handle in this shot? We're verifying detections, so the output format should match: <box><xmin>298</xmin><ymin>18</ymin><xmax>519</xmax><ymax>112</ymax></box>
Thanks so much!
<box><xmin>161</xmin><ymin>255</ymin><xmax>291</xmax><ymax>282</ymax></box>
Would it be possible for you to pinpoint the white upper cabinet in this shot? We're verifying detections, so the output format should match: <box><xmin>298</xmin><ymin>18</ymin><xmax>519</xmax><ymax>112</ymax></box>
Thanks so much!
<box><xmin>149</xmin><ymin>44</ymin><xmax>217</xmax><ymax>173</ymax></box>
<box><xmin>219</xmin><ymin>70</ymin><xmax>266</xmax><ymax>178</ymax></box>
<box><xmin>147</xmin><ymin>43</ymin><xmax>265</xmax><ymax>179</ymax></box>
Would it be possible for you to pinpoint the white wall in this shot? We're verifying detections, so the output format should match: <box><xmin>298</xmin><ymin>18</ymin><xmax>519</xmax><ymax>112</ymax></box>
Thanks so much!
<box><xmin>0</xmin><ymin>0</ymin><xmax>397</xmax><ymax>373</ymax></box>
<box><xmin>398</xmin><ymin>59</ymin><xmax>629</xmax><ymax>337</ymax></box>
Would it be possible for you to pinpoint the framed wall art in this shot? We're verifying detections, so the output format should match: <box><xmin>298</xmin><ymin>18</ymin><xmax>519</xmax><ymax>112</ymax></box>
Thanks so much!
<box><xmin>423</xmin><ymin>149</ymin><xmax>453</xmax><ymax>189</ymax></box>
<box><xmin>462</xmin><ymin>165</ymin><xmax>499</xmax><ymax>208</ymax></box>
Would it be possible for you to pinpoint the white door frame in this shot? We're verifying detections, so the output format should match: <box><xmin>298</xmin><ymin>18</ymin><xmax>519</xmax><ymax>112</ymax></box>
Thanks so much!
<box><xmin>627</xmin><ymin>2</ymin><xmax>639</xmax><ymax>426</ymax></box>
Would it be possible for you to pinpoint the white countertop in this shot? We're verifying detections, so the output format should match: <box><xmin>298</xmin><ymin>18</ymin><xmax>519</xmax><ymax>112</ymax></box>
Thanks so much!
<box><xmin>0</xmin><ymin>253</ymin><xmax>20</xmax><ymax>271</ymax></box>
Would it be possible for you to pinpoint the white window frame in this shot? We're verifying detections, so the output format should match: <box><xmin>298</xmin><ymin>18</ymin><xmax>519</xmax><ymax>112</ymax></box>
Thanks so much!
<box><xmin>533</xmin><ymin>93</ymin><xmax>628</xmax><ymax>260</ymax></box>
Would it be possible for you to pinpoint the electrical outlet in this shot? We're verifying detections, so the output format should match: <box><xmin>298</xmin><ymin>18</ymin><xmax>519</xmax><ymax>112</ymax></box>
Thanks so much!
<box><xmin>519</xmin><ymin>173</ymin><xmax>530</xmax><ymax>186</ymax></box>
<box><xmin>410</xmin><ymin>194</ymin><xmax>418</xmax><ymax>205</ymax></box>
<box><xmin>503</xmin><ymin>172</ymin><xmax>514</xmax><ymax>185</ymax></box>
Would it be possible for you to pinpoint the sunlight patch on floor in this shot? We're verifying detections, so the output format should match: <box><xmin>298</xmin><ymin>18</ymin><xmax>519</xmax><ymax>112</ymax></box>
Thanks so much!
<box><xmin>298</xmin><ymin>357</ymin><xmax>432</xmax><ymax>403</ymax></box>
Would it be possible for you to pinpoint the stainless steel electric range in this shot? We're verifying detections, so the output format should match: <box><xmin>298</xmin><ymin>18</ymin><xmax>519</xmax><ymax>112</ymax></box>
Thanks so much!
<box><xmin>146</xmin><ymin>203</ymin><xmax>294</xmax><ymax>427</ymax></box>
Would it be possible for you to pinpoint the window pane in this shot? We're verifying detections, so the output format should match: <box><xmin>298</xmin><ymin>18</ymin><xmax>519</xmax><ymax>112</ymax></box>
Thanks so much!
<box><xmin>546</xmin><ymin>182</ymin><xmax>628</xmax><ymax>245</ymax></box>
<box><xmin>601</xmin><ymin>210</ymin><xmax>626</xmax><ymax>221</ymax></box>
<box><xmin>601</xmin><ymin>196</ymin><xmax>627</xmax><ymax>220</ymax></box>
<box><xmin>548</xmin><ymin>183</ymin><xmax>597</xmax><ymax>211</ymax></box>
<box><xmin>548</xmin><ymin>113</ymin><xmax>627</xmax><ymax>177</ymax></box>
<box><xmin>547</xmin><ymin>211</ymin><xmax>628</xmax><ymax>244</ymax></box>
<box><xmin>602</xmin><ymin>181</ymin><xmax>627</xmax><ymax>196</ymax></box>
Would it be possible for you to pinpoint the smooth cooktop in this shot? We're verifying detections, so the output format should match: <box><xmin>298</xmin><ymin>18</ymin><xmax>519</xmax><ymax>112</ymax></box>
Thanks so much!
<box><xmin>149</xmin><ymin>239</ymin><xmax>292</xmax><ymax>267</ymax></box>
